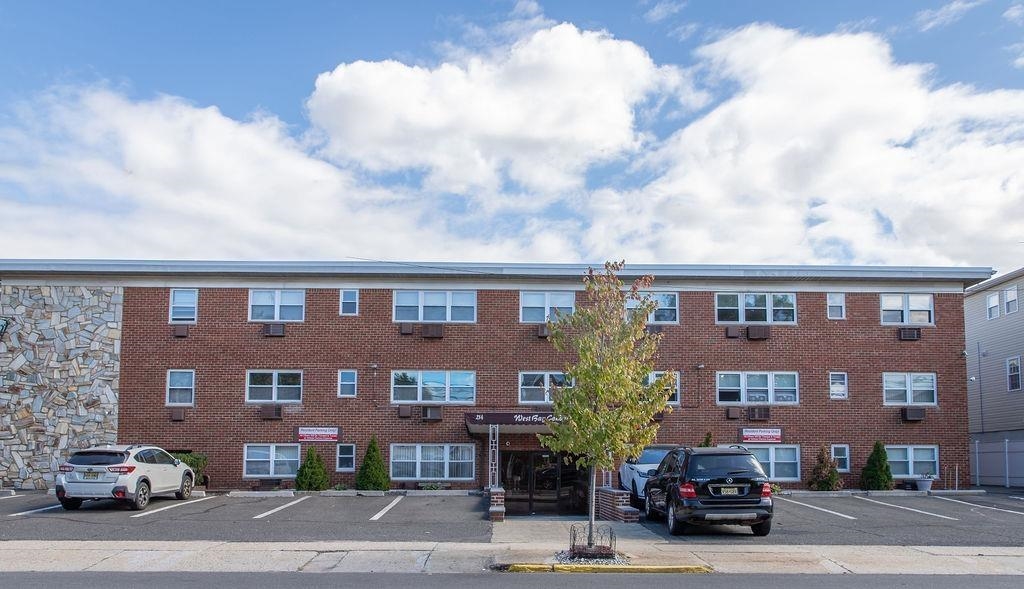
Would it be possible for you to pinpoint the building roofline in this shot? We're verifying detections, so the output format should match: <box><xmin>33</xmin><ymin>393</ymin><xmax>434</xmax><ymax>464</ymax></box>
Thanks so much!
<box><xmin>965</xmin><ymin>265</ymin><xmax>1024</xmax><ymax>295</ymax></box>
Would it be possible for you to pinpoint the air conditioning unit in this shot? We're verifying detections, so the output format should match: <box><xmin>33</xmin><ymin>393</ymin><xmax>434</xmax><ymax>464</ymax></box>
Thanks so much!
<box><xmin>747</xmin><ymin>325</ymin><xmax>771</xmax><ymax>340</ymax></box>
<box><xmin>172</xmin><ymin>324</ymin><xmax>189</xmax><ymax>338</ymax></box>
<box><xmin>724</xmin><ymin>326</ymin><xmax>741</xmax><ymax>339</ymax></box>
<box><xmin>399</xmin><ymin>322</ymin><xmax>414</xmax><ymax>335</ymax></box>
<box><xmin>897</xmin><ymin>328</ymin><xmax>921</xmax><ymax>341</ymax></box>
<box><xmin>262</xmin><ymin>323</ymin><xmax>285</xmax><ymax>337</ymax></box>
<box><xmin>259</xmin><ymin>404</ymin><xmax>283</xmax><ymax>420</ymax></box>
<box><xmin>422</xmin><ymin>406</ymin><xmax>443</xmax><ymax>421</ymax></box>
<box><xmin>169</xmin><ymin>407</ymin><xmax>186</xmax><ymax>422</ymax></box>
<box><xmin>421</xmin><ymin>324</ymin><xmax>444</xmax><ymax>339</ymax></box>
<box><xmin>645</xmin><ymin>324</ymin><xmax>664</xmax><ymax>334</ymax></box>
<box><xmin>901</xmin><ymin>407</ymin><xmax>926</xmax><ymax>422</ymax></box>
<box><xmin>536</xmin><ymin>324</ymin><xmax>550</xmax><ymax>339</ymax></box>
<box><xmin>725</xmin><ymin>407</ymin><xmax>743</xmax><ymax>420</ymax></box>
<box><xmin>397</xmin><ymin>405</ymin><xmax>412</xmax><ymax>418</ymax></box>
<box><xmin>747</xmin><ymin>406</ymin><xmax>771</xmax><ymax>421</ymax></box>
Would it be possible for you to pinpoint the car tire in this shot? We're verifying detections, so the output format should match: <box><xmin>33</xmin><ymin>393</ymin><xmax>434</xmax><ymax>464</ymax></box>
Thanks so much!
<box><xmin>644</xmin><ymin>495</ymin><xmax>659</xmax><ymax>521</ymax></box>
<box><xmin>59</xmin><ymin>498</ymin><xmax>83</xmax><ymax>511</ymax></box>
<box><xmin>175</xmin><ymin>474</ymin><xmax>193</xmax><ymax>500</ymax></box>
<box><xmin>666</xmin><ymin>501</ymin><xmax>686</xmax><ymax>536</ymax></box>
<box><xmin>751</xmin><ymin>519</ymin><xmax>772</xmax><ymax>536</ymax></box>
<box><xmin>129</xmin><ymin>481</ymin><xmax>150</xmax><ymax>511</ymax></box>
<box><xmin>630</xmin><ymin>482</ymin><xmax>640</xmax><ymax>508</ymax></box>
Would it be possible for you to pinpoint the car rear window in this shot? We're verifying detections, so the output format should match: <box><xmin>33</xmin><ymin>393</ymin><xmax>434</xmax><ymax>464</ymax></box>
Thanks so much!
<box><xmin>638</xmin><ymin>448</ymin><xmax>671</xmax><ymax>464</ymax></box>
<box><xmin>68</xmin><ymin>451</ymin><xmax>127</xmax><ymax>466</ymax></box>
<box><xmin>690</xmin><ymin>454</ymin><xmax>766</xmax><ymax>476</ymax></box>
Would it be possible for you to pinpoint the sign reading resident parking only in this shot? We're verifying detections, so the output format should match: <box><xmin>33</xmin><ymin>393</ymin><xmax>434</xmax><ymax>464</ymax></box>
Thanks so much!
<box><xmin>741</xmin><ymin>428</ymin><xmax>782</xmax><ymax>443</ymax></box>
<box><xmin>297</xmin><ymin>427</ymin><xmax>339</xmax><ymax>442</ymax></box>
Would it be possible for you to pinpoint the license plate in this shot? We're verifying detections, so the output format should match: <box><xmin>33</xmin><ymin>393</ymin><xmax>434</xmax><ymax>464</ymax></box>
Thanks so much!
<box><xmin>83</xmin><ymin>472</ymin><xmax>99</xmax><ymax>480</ymax></box>
<box><xmin>720</xmin><ymin>487</ymin><xmax>739</xmax><ymax>495</ymax></box>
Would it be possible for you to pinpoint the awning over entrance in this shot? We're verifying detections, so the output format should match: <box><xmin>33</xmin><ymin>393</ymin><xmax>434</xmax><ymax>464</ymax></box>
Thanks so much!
<box><xmin>464</xmin><ymin>412</ymin><xmax>559</xmax><ymax>435</ymax></box>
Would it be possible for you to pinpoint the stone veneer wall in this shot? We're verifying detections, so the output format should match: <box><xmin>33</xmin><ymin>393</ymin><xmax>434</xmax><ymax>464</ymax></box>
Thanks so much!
<box><xmin>0</xmin><ymin>285</ymin><xmax>121</xmax><ymax>489</ymax></box>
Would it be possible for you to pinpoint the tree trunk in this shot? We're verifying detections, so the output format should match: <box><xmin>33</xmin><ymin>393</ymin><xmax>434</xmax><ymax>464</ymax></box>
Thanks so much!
<box><xmin>588</xmin><ymin>464</ymin><xmax>597</xmax><ymax>547</ymax></box>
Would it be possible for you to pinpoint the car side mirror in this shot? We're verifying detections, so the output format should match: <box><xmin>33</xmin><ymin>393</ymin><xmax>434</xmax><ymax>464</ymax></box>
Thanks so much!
<box><xmin>174</xmin><ymin>459</ymin><xmax>181</xmax><ymax>466</ymax></box>
<box><xmin>647</xmin><ymin>469</ymin><xmax>658</xmax><ymax>477</ymax></box>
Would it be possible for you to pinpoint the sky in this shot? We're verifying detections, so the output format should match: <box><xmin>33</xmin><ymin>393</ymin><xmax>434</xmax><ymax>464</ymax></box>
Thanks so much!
<box><xmin>0</xmin><ymin>1</ymin><xmax>1022</xmax><ymax>274</ymax></box>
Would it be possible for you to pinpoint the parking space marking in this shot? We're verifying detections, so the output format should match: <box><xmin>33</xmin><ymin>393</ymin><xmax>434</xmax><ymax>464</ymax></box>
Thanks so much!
<box><xmin>775</xmin><ymin>496</ymin><xmax>857</xmax><ymax>520</ymax></box>
<box><xmin>933</xmin><ymin>496</ymin><xmax>1024</xmax><ymax>516</ymax></box>
<box><xmin>252</xmin><ymin>496</ymin><xmax>309</xmax><ymax>519</ymax></box>
<box><xmin>853</xmin><ymin>496</ymin><xmax>958</xmax><ymax>520</ymax></box>
<box><xmin>369</xmin><ymin>496</ymin><xmax>403</xmax><ymax>521</ymax></box>
<box><xmin>1010</xmin><ymin>496</ymin><xmax>1024</xmax><ymax>501</ymax></box>
<box><xmin>7</xmin><ymin>504</ymin><xmax>62</xmax><ymax>517</ymax></box>
<box><xmin>0</xmin><ymin>494</ymin><xmax>24</xmax><ymax>501</ymax></box>
<box><xmin>129</xmin><ymin>496</ymin><xmax>215</xmax><ymax>518</ymax></box>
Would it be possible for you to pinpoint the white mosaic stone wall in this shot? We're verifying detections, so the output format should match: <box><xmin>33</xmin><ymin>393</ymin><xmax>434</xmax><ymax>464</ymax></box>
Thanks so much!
<box><xmin>0</xmin><ymin>285</ymin><xmax>121</xmax><ymax>489</ymax></box>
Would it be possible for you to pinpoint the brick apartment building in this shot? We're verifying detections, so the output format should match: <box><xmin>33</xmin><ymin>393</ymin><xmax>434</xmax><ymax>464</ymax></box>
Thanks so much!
<box><xmin>0</xmin><ymin>260</ymin><xmax>992</xmax><ymax>513</ymax></box>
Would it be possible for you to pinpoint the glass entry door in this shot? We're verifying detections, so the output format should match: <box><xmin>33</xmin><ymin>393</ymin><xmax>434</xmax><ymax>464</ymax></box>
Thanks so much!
<box><xmin>500</xmin><ymin>451</ymin><xmax>583</xmax><ymax>515</ymax></box>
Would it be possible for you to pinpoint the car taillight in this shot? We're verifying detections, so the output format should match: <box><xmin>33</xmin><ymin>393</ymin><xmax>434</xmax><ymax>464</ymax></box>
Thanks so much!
<box><xmin>679</xmin><ymin>483</ymin><xmax>697</xmax><ymax>499</ymax></box>
<box><xmin>58</xmin><ymin>464</ymin><xmax>74</xmax><ymax>473</ymax></box>
<box><xmin>107</xmin><ymin>465</ymin><xmax>136</xmax><ymax>475</ymax></box>
<box><xmin>761</xmin><ymin>483</ymin><xmax>772</xmax><ymax>497</ymax></box>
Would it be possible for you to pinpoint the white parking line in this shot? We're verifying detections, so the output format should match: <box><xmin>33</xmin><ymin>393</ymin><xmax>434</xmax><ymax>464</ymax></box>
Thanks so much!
<box><xmin>252</xmin><ymin>496</ymin><xmax>310</xmax><ymax>519</ymax></box>
<box><xmin>129</xmin><ymin>496</ymin><xmax>215</xmax><ymax>518</ymax></box>
<box><xmin>0</xmin><ymin>495</ymin><xmax>25</xmax><ymax>501</ymax></box>
<box><xmin>774</xmin><ymin>496</ymin><xmax>857</xmax><ymax>520</ymax></box>
<box><xmin>1009</xmin><ymin>496</ymin><xmax>1024</xmax><ymax>501</ymax></box>
<box><xmin>933</xmin><ymin>496</ymin><xmax>1024</xmax><ymax>516</ymax></box>
<box><xmin>8</xmin><ymin>504</ymin><xmax>62</xmax><ymax>517</ymax></box>
<box><xmin>369</xmin><ymin>496</ymin><xmax>403</xmax><ymax>521</ymax></box>
<box><xmin>853</xmin><ymin>496</ymin><xmax>958</xmax><ymax>520</ymax></box>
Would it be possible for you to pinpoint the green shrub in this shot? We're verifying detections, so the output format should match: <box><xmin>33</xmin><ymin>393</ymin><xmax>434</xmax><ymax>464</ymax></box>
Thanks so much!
<box><xmin>807</xmin><ymin>445</ymin><xmax>843</xmax><ymax>491</ymax></box>
<box><xmin>171</xmin><ymin>452</ymin><xmax>209</xmax><ymax>485</ymax></box>
<box><xmin>295</xmin><ymin>447</ymin><xmax>330</xmax><ymax>491</ymax></box>
<box><xmin>698</xmin><ymin>432</ymin><xmax>713</xmax><ymax>447</ymax></box>
<box><xmin>355</xmin><ymin>435</ymin><xmax>390</xmax><ymax>491</ymax></box>
<box><xmin>859</xmin><ymin>441</ymin><xmax>894</xmax><ymax>490</ymax></box>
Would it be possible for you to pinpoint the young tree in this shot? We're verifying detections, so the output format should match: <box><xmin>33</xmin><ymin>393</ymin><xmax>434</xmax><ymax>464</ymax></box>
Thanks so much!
<box><xmin>539</xmin><ymin>261</ymin><xmax>674</xmax><ymax>547</ymax></box>
<box><xmin>295</xmin><ymin>447</ymin><xmax>330</xmax><ymax>491</ymax></box>
<box><xmin>356</xmin><ymin>435</ymin><xmax>390</xmax><ymax>491</ymax></box>
<box><xmin>860</xmin><ymin>441</ymin><xmax>895</xmax><ymax>491</ymax></box>
<box><xmin>807</xmin><ymin>445</ymin><xmax>843</xmax><ymax>491</ymax></box>
<box><xmin>699</xmin><ymin>432</ymin><xmax>714</xmax><ymax>448</ymax></box>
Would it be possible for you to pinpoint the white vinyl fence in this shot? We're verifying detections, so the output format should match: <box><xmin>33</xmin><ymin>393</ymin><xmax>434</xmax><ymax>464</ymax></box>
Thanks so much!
<box><xmin>973</xmin><ymin>440</ymin><xmax>1024</xmax><ymax>487</ymax></box>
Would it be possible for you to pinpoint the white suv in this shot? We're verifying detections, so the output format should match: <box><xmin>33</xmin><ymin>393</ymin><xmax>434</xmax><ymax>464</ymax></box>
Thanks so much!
<box><xmin>56</xmin><ymin>445</ymin><xmax>195</xmax><ymax>511</ymax></box>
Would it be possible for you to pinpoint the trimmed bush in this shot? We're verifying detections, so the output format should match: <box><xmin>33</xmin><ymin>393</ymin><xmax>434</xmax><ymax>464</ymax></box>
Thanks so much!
<box><xmin>171</xmin><ymin>452</ymin><xmax>209</xmax><ymax>486</ymax></box>
<box><xmin>807</xmin><ymin>445</ymin><xmax>843</xmax><ymax>491</ymax></box>
<box><xmin>859</xmin><ymin>441</ymin><xmax>895</xmax><ymax>490</ymax></box>
<box><xmin>295</xmin><ymin>447</ymin><xmax>330</xmax><ymax>491</ymax></box>
<box><xmin>356</xmin><ymin>435</ymin><xmax>390</xmax><ymax>491</ymax></box>
<box><xmin>699</xmin><ymin>432</ymin><xmax>714</xmax><ymax>447</ymax></box>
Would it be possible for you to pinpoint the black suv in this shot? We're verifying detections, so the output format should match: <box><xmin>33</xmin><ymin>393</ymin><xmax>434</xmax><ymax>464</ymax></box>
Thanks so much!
<box><xmin>643</xmin><ymin>446</ymin><xmax>773</xmax><ymax>536</ymax></box>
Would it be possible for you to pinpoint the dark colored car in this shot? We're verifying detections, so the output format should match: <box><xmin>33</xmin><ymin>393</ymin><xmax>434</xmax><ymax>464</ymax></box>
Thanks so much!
<box><xmin>643</xmin><ymin>446</ymin><xmax>773</xmax><ymax>536</ymax></box>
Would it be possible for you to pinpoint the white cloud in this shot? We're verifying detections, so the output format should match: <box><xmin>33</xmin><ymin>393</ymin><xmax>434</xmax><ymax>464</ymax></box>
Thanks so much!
<box><xmin>669</xmin><ymin>22</ymin><xmax>700</xmax><ymax>41</ymax></box>
<box><xmin>914</xmin><ymin>0</ymin><xmax>988</xmax><ymax>32</ymax></box>
<box><xmin>1004</xmin><ymin>4</ymin><xmax>1024</xmax><ymax>25</ymax></box>
<box><xmin>1010</xmin><ymin>43</ymin><xmax>1024</xmax><ymax>68</ymax></box>
<box><xmin>644</xmin><ymin>1</ymin><xmax>686</xmax><ymax>24</ymax></box>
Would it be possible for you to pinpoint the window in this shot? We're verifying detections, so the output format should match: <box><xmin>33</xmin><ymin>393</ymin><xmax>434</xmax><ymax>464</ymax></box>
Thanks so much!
<box><xmin>885</xmin><ymin>445</ymin><xmax>938</xmax><ymax>478</ymax></box>
<box><xmin>831</xmin><ymin>445</ymin><xmax>850</xmax><ymax>472</ymax></box>
<box><xmin>829</xmin><ymin>372</ymin><xmax>849</xmax><ymax>400</ymax></box>
<box><xmin>745</xmin><ymin>445</ymin><xmax>801</xmax><ymax>481</ymax></box>
<box><xmin>883</xmin><ymin>372</ymin><xmax>936</xmax><ymax>405</ymax></box>
<box><xmin>166</xmin><ymin>370</ymin><xmax>195</xmax><ymax>406</ymax></box>
<box><xmin>1006</xmin><ymin>286</ymin><xmax>1018</xmax><ymax>315</ymax></box>
<box><xmin>244</xmin><ymin>444</ymin><xmax>300</xmax><ymax>478</ymax></box>
<box><xmin>519</xmin><ymin>372</ymin><xmax>569</xmax><ymax>404</ymax></box>
<box><xmin>716</xmin><ymin>372</ymin><xmax>799</xmax><ymax>404</ymax></box>
<box><xmin>520</xmin><ymin>291</ymin><xmax>575</xmax><ymax>323</ymax></box>
<box><xmin>627</xmin><ymin>292</ymin><xmax>679</xmax><ymax>324</ymax></box>
<box><xmin>390</xmin><ymin>443</ymin><xmax>475</xmax><ymax>480</ymax></box>
<box><xmin>715</xmin><ymin>293</ymin><xmax>796</xmax><ymax>323</ymax></box>
<box><xmin>826</xmin><ymin>293</ymin><xmax>846</xmax><ymax>320</ymax></box>
<box><xmin>169</xmin><ymin>289</ymin><xmax>198</xmax><ymax>323</ymax></box>
<box><xmin>340</xmin><ymin>289</ymin><xmax>359</xmax><ymax>316</ymax></box>
<box><xmin>249</xmin><ymin>289</ymin><xmax>305</xmax><ymax>322</ymax></box>
<box><xmin>1009</xmin><ymin>357</ymin><xmax>1022</xmax><ymax>392</ymax></box>
<box><xmin>987</xmin><ymin>293</ymin><xmax>1000</xmax><ymax>320</ymax></box>
<box><xmin>336</xmin><ymin>444</ymin><xmax>356</xmax><ymax>472</ymax></box>
<box><xmin>393</xmin><ymin>290</ymin><xmax>476</xmax><ymax>322</ymax></box>
<box><xmin>246</xmin><ymin>370</ymin><xmax>303</xmax><ymax>403</ymax></box>
<box><xmin>338</xmin><ymin>370</ymin><xmax>357</xmax><ymax>397</ymax></box>
<box><xmin>646</xmin><ymin>371</ymin><xmax>680</xmax><ymax>405</ymax></box>
<box><xmin>880</xmin><ymin>293</ymin><xmax>933</xmax><ymax>325</ymax></box>
<box><xmin>391</xmin><ymin>370</ymin><xmax>475</xmax><ymax>404</ymax></box>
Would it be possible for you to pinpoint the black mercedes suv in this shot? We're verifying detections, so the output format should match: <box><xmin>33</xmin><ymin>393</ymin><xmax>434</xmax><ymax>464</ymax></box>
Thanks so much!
<box><xmin>643</xmin><ymin>446</ymin><xmax>773</xmax><ymax>536</ymax></box>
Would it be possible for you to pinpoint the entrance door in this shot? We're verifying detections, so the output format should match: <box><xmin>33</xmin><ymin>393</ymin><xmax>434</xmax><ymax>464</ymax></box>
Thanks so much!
<box><xmin>500</xmin><ymin>451</ymin><xmax>583</xmax><ymax>515</ymax></box>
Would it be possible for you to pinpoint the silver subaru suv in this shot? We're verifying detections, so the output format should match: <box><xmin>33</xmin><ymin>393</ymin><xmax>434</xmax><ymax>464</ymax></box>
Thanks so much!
<box><xmin>55</xmin><ymin>445</ymin><xmax>194</xmax><ymax>511</ymax></box>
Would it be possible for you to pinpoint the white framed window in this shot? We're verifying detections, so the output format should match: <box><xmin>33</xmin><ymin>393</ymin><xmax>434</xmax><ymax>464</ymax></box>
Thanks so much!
<box><xmin>169</xmin><ymin>288</ymin><xmax>198</xmax><ymax>323</ymax></box>
<box><xmin>1008</xmin><ymin>357</ymin><xmax>1021</xmax><ymax>392</ymax></box>
<box><xmin>520</xmin><ymin>291</ymin><xmax>575</xmax><ymax>323</ymax></box>
<box><xmin>744</xmin><ymin>445</ymin><xmax>801</xmax><ymax>481</ymax></box>
<box><xmin>391</xmin><ymin>370</ymin><xmax>475</xmax><ymax>404</ymax></box>
<box><xmin>880</xmin><ymin>293</ymin><xmax>933</xmax><ymax>325</ymax></box>
<box><xmin>338</xmin><ymin>370</ymin><xmax>358</xmax><ymax>398</ymax></box>
<box><xmin>1006</xmin><ymin>286</ymin><xmax>1018</xmax><ymax>315</ymax></box>
<box><xmin>627</xmin><ymin>292</ymin><xmax>679</xmax><ymax>324</ymax></box>
<box><xmin>390</xmin><ymin>443</ymin><xmax>475</xmax><ymax>480</ymax></box>
<box><xmin>829</xmin><ymin>372</ymin><xmax>849</xmax><ymax>400</ymax></box>
<box><xmin>987</xmin><ymin>293</ymin><xmax>1000</xmax><ymax>320</ymax></box>
<box><xmin>340</xmin><ymin>289</ymin><xmax>359</xmax><ymax>316</ymax></box>
<box><xmin>249</xmin><ymin>289</ymin><xmax>305</xmax><ymax>322</ymax></box>
<box><xmin>826</xmin><ymin>293</ymin><xmax>846</xmax><ymax>320</ymax></box>
<box><xmin>646</xmin><ymin>371</ymin><xmax>680</xmax><ymax>405</ymax></box>
<box><xmin>519</xmin><ymin>372</ymin><xmax>569</xmax><ymax>404</ymax></box>
<box><xmin>883</xmin><ymin>372</ymin><xmax>936</xmax><ymax>406</ymax></box>
<box><xmin>885</xmin><ymin>445</ymin><xmax>939</xmax><ymax>479</ymax></box>
<box><xmin>336</xmin><ymin>444</ymin><xmax>356</xmax><ymax>472</ymax></box>
<box><xmin>246</xmin><ymin>370</ymin><xmax>303</xmax><ymax>403</ymax></box>
<box><xmin>244</xmin><ymin>444</ymin><xmax>300</xmax><ymax>478</ymax></box>
<box><xmin>830</xmin><ymin>445</ymin><xmax>850</xmax><ymax>472</ymax></box>
<box><xmin>715</xmin><ymin>293</ymin><xmax>796</xmax><ymax>324</ymax></box>
<box><xmin>716</xmin><ymin>371</ymin><xmax>799</xmax><ymax>405</ymax></box>
<box><xmin>393</xmin><ymin>290</ymin><xmax>476</xmax><ymax>322</ymax></box>
<box><xmin>166</xmin><ymin>370</ymin><xmax>195</xmax><ymax>406</ymax></box>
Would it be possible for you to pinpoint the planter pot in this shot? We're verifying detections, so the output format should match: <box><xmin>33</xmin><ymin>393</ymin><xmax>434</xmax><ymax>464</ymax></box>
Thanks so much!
<box><xmin>914</xmin><ymin>479</ymin><xmax>934</xmax><ymax>492</ymax></box>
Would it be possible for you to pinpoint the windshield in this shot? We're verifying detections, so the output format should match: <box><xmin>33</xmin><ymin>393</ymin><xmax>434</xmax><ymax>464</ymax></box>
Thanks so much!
<box><xmin>638</xmin><ymin>448</ymin><xmax>671</xmax><ymax>465</ymax></box>
<box><xmin>68</xmin><ymin>451</ymin><xmax>127</xmax><ymax>466</ymax></box>
<box><xmin>689</xmin><ymin>454</ymin><xmax>766</xmax><ymax>476</ymax></box>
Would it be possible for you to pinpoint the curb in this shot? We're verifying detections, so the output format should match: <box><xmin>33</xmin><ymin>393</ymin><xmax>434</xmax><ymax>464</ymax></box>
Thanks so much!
<box><xmin>505</xmin><ymin>564</ymin><xmax>713</xmax><ymax>574</ymax></box>
<box><xmin>2</xmin><ymin>489</ymin><xmax>13</xmax><ymax>496</ymax></box>
<box><xmin>783</xmin><ymin>489</ymin><xmax>986</xmax><ymax>498</ymax></box>
<box><xmin>226</xmin><ymin>490</ymin><xmax>294</xmax><ymax>498</ymax></box>
<box><xmin>929</xmin><ymin>489</ymin><xmax>986</xmax><ymax>496</ymax></box>
<box><xmin>319</xmin><ymin>490</ymin><xmax>385</xmax><ymax>497</ymax></box>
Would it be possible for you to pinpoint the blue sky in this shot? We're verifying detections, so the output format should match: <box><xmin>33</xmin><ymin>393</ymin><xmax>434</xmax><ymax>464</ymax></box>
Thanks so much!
<box><xmin>1</xmin><ymin>1</ymin><xmax>1022</xmax><ymax>272</ymax></box>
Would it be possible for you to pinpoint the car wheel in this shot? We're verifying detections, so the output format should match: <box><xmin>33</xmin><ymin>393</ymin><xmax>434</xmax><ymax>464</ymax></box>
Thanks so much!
<box><xmin>751</xmin><ymin>519</ymin><xmax>772</xmax><ymax>537</ymax></box>
<box><xmin>130</xmin><ymin>481</ymin><xmax>150</xmax><ymax>511</ymax></box>
<box><xmin>630</xmin><ymin>482</ymin><xmax>640</xmax><ymax>508</ymax></box>
<box><xmin>644</xmin><ymin>495</ymin><xmax>658</xmax><ymax>521</ymax></box>
<box><xmin>59</xmin><ymin>498</ymin><xmax>82</xmax><ymax>511</ymax></box>
<box><xmin>175</xmin><ymin>474</ymin><xmax>193</xmax><ymax>500</ymax></box>
<box><xmin>667</xmin><ymin>501</ymin><xmax>686</xmax><ymax>536</ymax></box>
